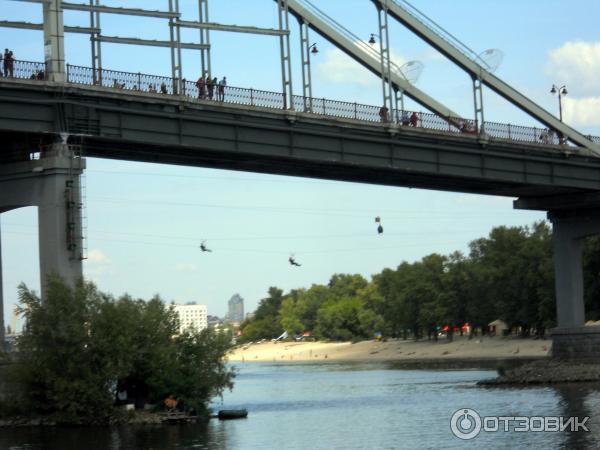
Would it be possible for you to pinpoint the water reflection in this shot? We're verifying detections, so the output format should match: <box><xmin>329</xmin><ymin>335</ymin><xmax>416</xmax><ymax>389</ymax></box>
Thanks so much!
<box><xmin>555</xmin><ymin>383</ymin><xmax>600</xmax><ymax>450</ymax></box>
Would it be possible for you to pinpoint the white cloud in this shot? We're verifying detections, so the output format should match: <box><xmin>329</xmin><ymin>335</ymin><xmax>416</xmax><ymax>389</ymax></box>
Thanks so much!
<box><xmin>174</xmin><ymin>262</ymin><xmax>197</xmax><ymax>273</ymax></box>
<box><xmin>316</xmin><ymin>45</ymin><xmax>408</xmax><ymax>87</ymax></box>
<box><xmin>545</xmin><ymin>41</ymin><xmax>600</xmax><ymax>128</ymax></box>
<box><xmin>317</xmin><ymin>48</ymin><xmax>376</xmax><ymax>87</ymax></box>
<box><xmin>546</xmin><ymin>41</ymin><xmax>600</xmax><ymax>96</ymax></box>
<box><xmin>563</xmin><ymin>96</ymin><xmax>600</xmax><ymax>128</ymax></box>
<box><xmin>87</xmin><ymin>249</ymin><xmax>110</xmax><ymax>264</ymax></box>
<box><xmin>85</xmin><ymin>249</ymin><xmax>112</xmax><ymax>278</ymax></box>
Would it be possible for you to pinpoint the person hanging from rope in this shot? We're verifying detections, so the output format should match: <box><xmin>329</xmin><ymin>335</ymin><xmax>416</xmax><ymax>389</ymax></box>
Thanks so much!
<box><xmin>289</xmin><ymin>255</ymin><xmax>301</xmax><ymax>267</ymax></box>
<box><xmin>375</xmin><ymin>216</ymin><xmax>384</xmax><ymax>235</ymax></box>
<box><xmin>200</xmin><ymin>240</ymin><xmax>212</xmax><ymax>252</ymax></box>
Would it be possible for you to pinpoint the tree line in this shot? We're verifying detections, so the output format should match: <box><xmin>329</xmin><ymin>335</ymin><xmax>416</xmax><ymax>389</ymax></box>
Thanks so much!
<box><xmin>0</xmin><ymin>276</ymin><xmax>234</xmax><ymax>425</ymax></box>
<box><xmin>240</xmin><ymin>222</ymin><xmax>600</xmax><ymax>342</ymax></box>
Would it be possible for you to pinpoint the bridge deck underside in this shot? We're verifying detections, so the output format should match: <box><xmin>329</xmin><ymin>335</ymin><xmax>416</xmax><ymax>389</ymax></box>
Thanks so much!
<box><xmin>1</xmin><ymin>80</ymin><xmax>600</xmax><ymax>200</ymax></box>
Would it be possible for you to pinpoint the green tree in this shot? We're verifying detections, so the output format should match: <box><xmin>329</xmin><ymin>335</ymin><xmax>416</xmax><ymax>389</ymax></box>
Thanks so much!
<box><xmin>7</xmin><ymin>276</ymin><xmax>234</xmax><ymax>424</ymax></box>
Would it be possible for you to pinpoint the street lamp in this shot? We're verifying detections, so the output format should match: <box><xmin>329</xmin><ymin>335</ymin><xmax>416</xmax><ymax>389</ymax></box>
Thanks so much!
<box><xmin>308</xmin><ymin>43</ymin><xmax>318</xmax><ymax>55</ymax></box>
<box><xmin>368</xmin><ymin>33</ymin><xmax>377</xmax><ymax>45</ymax></box>
<box><xmin>550</xmin><ymin>84</ymin><xmax>568</xmax><ymax>122</ymax></box>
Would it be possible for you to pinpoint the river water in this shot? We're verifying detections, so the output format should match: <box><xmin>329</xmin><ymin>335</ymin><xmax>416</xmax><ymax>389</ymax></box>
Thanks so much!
<box><xmin>2</xmin><ymin>362</ymin><xmax>600</xmax><ymax>449</ymax></box>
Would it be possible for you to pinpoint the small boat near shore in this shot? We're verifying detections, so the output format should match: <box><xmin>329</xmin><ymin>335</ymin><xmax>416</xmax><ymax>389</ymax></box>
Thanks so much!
<box><xmin>217</xmin><ymin>409</ymin><xmax>248</xmax><ymax>420</ymax></box>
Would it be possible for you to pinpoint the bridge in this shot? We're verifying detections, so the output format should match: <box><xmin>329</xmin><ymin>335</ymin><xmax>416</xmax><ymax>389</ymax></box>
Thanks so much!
<box><xmin>1</xmin><ymin>0</ymin><xmax>599</xmax><ymax>358</ymax></box>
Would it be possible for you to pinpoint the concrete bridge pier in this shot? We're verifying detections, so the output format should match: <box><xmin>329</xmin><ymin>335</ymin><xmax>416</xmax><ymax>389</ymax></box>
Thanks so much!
<box><xmin>0</xmin><ymin>144</ymin><xmax>84</xmax><ymax>332</ymax></box>
<box><xmin>548</xmin><ymin>208</ymin><xmax>600</xmax><ymax>359</ymax></box>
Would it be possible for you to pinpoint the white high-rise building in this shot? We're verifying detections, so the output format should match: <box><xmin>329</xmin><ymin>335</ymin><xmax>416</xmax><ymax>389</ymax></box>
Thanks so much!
<box><xmin>174</xmin><ymin>304</ymin><xmax>208</xmax><ymax>333</ymax></box>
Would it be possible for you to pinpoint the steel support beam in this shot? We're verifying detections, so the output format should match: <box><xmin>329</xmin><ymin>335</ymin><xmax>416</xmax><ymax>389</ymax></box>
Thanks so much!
<box><xmin>176</xmin><ymin>20</ymin><xmax>288</xmax><ymax>36</ymax></box>
<box><xmin>61</xmin><ymin>1</ymin><xmax>179</xmax><ymax>19</ymax></box>
<box><xmin>42</xmin><ymin>0</ymin><xmax>65</xmax><ymax>82</ymax></box>
<box><xmin>299</xmin><ymin>20</ymin><xmax>313</xmax><ymax>112</ymax></box>
<box><xmin>375</xmin><ymin>1</ymin><xmax>394</xmax><ymax>119</ymax></box>
<box><xmin>198</xmin><ymin>0</ymin><xmax>211</xmax><ymax>79</ymax></box>
<box><xmin>89</xmin><ymin>0</ymin><xmax>102</xmax><ymax>84</ymax></box>
<box><xmin>11</xmin><ymin>0</ymin><xmax>180</xmax><ymax>17</ymax></box>
<box><xmin>0</xmin><ymin>20</ymin><xmax>98</xmax><ymax>34</ymax></box>
<box><xmin>93</xmin><ymin>35</ymin><xmax>209</xmax><ymax>50</ymax></box>
<box><xmin>277</xmin><ymin>0</ymin><xmax>294</xmax><ymax>109</ymax></box>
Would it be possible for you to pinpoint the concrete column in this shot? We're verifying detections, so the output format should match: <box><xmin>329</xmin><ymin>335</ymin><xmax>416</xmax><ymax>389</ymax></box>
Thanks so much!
<box><xmin>38</xmin><ymin>173</ymin><xmax>83</xmax><ymax>291</ymax></box>
<box><xmin>0</xmin><ymin>145</ymin><xmax>84</xmax><ymax>299</ymax></box>
<box><xmin>552</xmin><ymin>220</ymin><xmax>585</xmax><ymax>328</ymax></box>
<box><xmin>549</xmin><ymin>209</ymin><xmax>600</xmax><ymax>328</ymax></box>
<box><xmin>43</xmin><ymin>0</ymin><xmax>66</xmax><ymax>82</ymax></box>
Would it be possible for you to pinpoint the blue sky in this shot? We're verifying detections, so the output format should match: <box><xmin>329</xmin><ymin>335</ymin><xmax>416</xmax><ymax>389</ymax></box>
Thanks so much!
<box><xmin>1</xmin><ymin>0</ymin><xmax>600</xmax><ymax>325</ymax></box>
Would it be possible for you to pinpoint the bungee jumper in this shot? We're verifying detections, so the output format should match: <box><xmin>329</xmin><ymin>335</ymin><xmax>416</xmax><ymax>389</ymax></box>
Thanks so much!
<box><xmin>289</xmin><ymin>255</ymin><xmax>301</xmax><ymax>267</ymax></box>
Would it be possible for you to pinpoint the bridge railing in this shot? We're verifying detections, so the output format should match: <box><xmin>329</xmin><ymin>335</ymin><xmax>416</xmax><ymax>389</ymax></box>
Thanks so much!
<box><xmin>4</xmin><ymin>60</ymin><xmax>47</xmax><ymax>80</ymax></box>
<box><xmin>4</xmin><ymin>61</ymin><xmax>595</xmax><ymax>148</ymax></box>
<box><xmin>67</xmin><ymin>64</ymin><xmax>177</xmax><ymax>94</ymax></box>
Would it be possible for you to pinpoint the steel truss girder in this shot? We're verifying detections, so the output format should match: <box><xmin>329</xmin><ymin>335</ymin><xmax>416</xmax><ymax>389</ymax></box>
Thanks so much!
<box><xmin>283</xmin><ymin>0</ymin><xmax>459</xmax><ymax>119</ymax></box>
<box><xmin>374</xmin><ymin>0</ymin><xmax>599</xmax><ymax>154</ymax></box>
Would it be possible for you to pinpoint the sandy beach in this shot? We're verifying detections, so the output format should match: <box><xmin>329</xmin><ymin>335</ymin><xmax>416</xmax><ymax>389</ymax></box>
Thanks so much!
<box><xmin>228</xmin><ymin>336</ymin><xmax>551</xmax><ymax>363</ymax></box>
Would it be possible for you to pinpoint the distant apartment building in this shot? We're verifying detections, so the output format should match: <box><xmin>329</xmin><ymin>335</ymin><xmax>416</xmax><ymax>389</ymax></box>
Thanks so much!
<box><xmin>174</xmin><ymin>303</ymin><xmax>208</xmax><ymax>333</ymax></box>
<box><xmin>227</xmin><ymin>294</ymin><xmax>245</xmax><ymax>323</ymax></box>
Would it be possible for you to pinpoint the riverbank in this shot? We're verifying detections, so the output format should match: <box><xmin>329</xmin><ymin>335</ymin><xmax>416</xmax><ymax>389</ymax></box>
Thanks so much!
<box><xmin>228</xmin><ymin>336</ymin><xmax>550</xmax><ymax>364</ymax></box>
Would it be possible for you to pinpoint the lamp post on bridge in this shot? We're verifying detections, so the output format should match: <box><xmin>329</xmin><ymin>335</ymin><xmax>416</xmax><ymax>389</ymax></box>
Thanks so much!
<box><xmin>550</xmin><ymin>84</ymin><xmax>568</xmax><ymax>122</ymax></box>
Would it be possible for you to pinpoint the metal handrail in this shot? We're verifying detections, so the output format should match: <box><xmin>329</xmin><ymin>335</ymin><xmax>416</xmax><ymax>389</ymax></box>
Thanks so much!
<box><xmin>3</xmin><ymin>60</ymin><xmax>597</xmax><ymax>149</ymax></box>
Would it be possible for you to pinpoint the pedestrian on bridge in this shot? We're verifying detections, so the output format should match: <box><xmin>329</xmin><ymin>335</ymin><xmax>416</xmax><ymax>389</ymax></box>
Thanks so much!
<box><xmin>379</xmin><ymin>106</ymin><xmax>389</xmax><ymax>123</ymax></box>
<box><xmin>196</xmin><ymin>76</ymin><xmax>206</xmax><ymax>99</ymax></box>
<box><xmin>3</xmin><ymin>49</ymin><xmax>13</xmax><ymax>77</ymax></box>
<box><xmin>218</xmin><ymin>76</ymin><xmax>227</xmax><ymax>101</ymax></box>
<box><xmin>401</xmin><ymin>110</ymin><xmax>410</xmax><ymax>126</ymax></box>
<box><xmin>410</xmin><ymin>112</ymin><xmax>419</xmax><ymax>127</ymax></box>
<box><xmin>207</xmin><ymin>76</ymin><xmax>215</xmax><ymax>100</ymax></box>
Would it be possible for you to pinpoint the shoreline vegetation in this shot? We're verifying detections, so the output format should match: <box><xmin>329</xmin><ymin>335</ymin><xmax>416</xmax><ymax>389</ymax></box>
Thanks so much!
<box><xmin>0</xmin><ymin>277</ymin><xmax>234</xmax><ymax>427</ymax></box>
<box><xmin>239</xmin><ymin>223</ymin><xmax>600</xmax><ymax>349</ymax></box>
